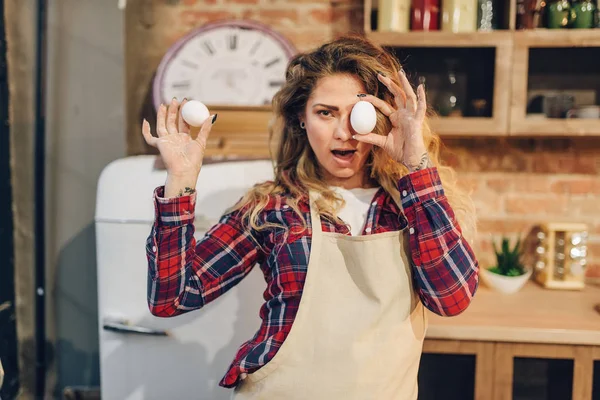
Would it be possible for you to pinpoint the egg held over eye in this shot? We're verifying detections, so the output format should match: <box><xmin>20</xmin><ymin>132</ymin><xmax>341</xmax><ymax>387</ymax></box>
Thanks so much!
<box><xmin>181</xmin><ymin>100</ymin><xmax>210</xmax><ymax>127</ymax></box>
<box><xmin>350</xmin><ymin>101</ymin><xmax>377</xmax><ymax>135</ymax></box>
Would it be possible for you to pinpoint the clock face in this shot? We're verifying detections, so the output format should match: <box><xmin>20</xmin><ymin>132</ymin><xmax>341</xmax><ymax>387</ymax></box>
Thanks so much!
<box><xmin>153</xmin><ymin>20</ymin><xmax>297</xmax><ymax>109</ymax></box>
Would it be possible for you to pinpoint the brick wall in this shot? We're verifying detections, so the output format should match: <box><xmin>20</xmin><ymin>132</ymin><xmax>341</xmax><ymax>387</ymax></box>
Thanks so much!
<box><xmin>163</xmin><ymin>0</ymin><xmax>364</xmax><ymax>51</ymax></box>
<box><xmin>444</xmin><ymin>138</ymin><xmax>600</xmax><ymax>279</ymax></box>
<box><xmin>162</xmin><ymin>0</ymin><xmax>599</xmax><ymax>279</ymax></box>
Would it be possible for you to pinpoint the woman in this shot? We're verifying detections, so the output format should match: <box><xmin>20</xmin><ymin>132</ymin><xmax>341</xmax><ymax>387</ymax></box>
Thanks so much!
<box><xmin>142</xmin><ymin>34</ymin><xmax>479</xmax><ymax>399</ymax></box>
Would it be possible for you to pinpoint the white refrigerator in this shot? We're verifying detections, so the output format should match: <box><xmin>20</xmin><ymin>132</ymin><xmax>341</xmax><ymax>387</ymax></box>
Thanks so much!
<box><xmin>95</xmin><ymin>156</ymin><xmax>273</xmax><ymax>400</ymax></box>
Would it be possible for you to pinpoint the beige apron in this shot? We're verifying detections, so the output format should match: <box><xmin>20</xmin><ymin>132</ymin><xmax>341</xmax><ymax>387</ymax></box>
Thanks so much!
<box><xmin>233</xmin><ymin>190</ymin><xmax>428</xmax><ymax>400</ymax></box>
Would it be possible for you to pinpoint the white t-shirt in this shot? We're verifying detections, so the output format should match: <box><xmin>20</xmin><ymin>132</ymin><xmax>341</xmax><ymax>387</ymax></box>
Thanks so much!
<box><xmin>330</xmin><ymin>186</ymin><xmax>380</xmax><ymax>236</ymax></box>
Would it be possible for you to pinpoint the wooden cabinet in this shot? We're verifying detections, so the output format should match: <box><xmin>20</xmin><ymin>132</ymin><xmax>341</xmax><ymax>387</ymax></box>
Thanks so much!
<box><xmin>364</xmin><ymin>0</ymin><xmax>600</xmax><ymax>137</ymax></box>
<box><xmin>420</xmin><ymin>340</ymin><xmax>495</xmax><ymax>399</ymax></box>
<box><xmin>509</xmin><ymin>30</ymin><xmax>600</xmax><ymax>136</ymax></box>
<box><xmin>362</xmin><ymin>30</ymin><xmax>515</xmax><ymax>137</ymax></box>
<box><xmin>420</xmin><ymin>282</ymin><xmax>600</xmax><ymax>399</ymax></box>
<box><xmin>420</xmin><ymin>340</ymin><xmax>600</xmax><ymax>400</ymax></box>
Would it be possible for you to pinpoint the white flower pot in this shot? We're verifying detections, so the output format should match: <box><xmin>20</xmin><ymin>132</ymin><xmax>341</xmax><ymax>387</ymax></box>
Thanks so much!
<box><xmin>479</xmin><ymin>267</ymin><xmax>532</xmax><ymax>294</ymax></box>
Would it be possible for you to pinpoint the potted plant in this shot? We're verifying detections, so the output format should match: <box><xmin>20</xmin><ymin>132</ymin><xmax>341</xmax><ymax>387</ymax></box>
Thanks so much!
<box><xmin>480</xmin><ymin>236</ymin><xmax>532</xmax><ymax>294</ymax></box>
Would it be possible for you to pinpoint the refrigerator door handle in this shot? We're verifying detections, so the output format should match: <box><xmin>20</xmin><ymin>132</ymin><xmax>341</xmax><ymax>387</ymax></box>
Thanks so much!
<box><xmin>102</xmin><ymin>317</ymin><xmax>169</xmax><ymax>336</ymax></box>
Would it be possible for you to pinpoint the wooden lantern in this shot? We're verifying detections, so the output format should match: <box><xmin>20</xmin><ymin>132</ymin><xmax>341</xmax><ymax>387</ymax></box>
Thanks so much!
<box><xmin>532</xmin><ymin>222</ymin><xmax>588</xmax><ymax>290</ymax></box>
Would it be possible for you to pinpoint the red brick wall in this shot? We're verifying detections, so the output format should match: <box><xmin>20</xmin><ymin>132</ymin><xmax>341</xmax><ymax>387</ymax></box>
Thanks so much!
<box><xmin>444</xmin><ymin>138</ymin><xmax>600</xmax><ymax>279</ymax></box>
<box><xmin>163</xmin><ymin>0</ymin><xmax>364</xmax><ymax>51</ymax></box>
<box><xmin>161</xmin><ymin>1</ymin><xmax>599</xmax><ymax>279</ymax></box>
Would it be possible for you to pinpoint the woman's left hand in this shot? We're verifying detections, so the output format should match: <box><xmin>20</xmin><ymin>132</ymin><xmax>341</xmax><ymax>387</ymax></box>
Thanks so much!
<box><xmin>353</xmin><ymin>70</ymin><xmax>430</xmax><ymax>171</ymax></box>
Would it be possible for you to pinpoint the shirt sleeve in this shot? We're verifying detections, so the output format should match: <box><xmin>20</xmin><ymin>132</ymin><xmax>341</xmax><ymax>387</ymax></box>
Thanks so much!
<box><xmin>146</xmin><ymin>186</ymin><xmax>264</xmax><ymax>317</ymax></box>
<box><xmin>398</xmin><ymin>167</ymin><xmax>479</xmax><ymax>317</ymax></box>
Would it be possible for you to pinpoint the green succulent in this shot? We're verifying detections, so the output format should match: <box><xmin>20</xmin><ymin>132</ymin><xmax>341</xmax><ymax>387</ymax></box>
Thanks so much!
<box><xmin>488</xmin><ymin>236</ymin><xmax>527</xmax><ymax>277</ymax></box>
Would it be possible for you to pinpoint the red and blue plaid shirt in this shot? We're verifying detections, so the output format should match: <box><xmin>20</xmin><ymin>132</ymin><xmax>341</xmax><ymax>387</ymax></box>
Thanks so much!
<box><xmin>146</xmin><ymin>167</ymin><xmax>479</xmax><ymax>388</ymax></box>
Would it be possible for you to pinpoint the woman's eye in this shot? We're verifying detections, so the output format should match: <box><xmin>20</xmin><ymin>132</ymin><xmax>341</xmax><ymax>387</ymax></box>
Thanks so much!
<box><xmin>317</xmin><ymin>110</ymin><xmax>331</xmax><ymax>117</ymax></box>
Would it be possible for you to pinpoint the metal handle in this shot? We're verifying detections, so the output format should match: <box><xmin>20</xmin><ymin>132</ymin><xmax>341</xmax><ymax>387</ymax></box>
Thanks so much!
<box><xmin>102</xmin><ymin>318</ymin><xmax>168</xmax><ymax>336</ymax></box>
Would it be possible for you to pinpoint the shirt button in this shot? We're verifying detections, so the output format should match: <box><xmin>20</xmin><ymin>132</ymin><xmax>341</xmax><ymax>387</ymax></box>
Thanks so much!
<box><xmin>283</xmin><ymin>205</ymin><xmax>290</xmax><ymax>209</ymax></box>
<box><xmin>402</xmin><ymin>190</ymin><xmax>408</xmax><ymax>197</ymax></box>
<box><xmin>152</xmin><ymin>246</ymin><xmax>157</xmax><ymax>252</ymax></box>
<box><xmin>365</xmin><ymin>227</ymin><xmax>372</xmax><ymax>233</ymax></box>
<box><xmin>409</xmin><ymin>227</ymin><xmax>415</xmax><ymax>234</ymax></box>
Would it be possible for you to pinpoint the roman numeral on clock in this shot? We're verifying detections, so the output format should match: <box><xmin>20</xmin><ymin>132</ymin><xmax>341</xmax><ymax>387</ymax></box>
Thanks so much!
<box><xmin>181</xmin><ymin>60</ymin><xmax>199</xmax><ymax>69</ymax></box>
<box><xmin>202</xmin><ymin>40</ymin><xmax>216</xmax><ymax>55</ymax></box>
<box><xmin>228</xmin><ymin>34</ymin><xmax>238</xmax><ymax>50</ymax></box>
<box><xmin>264</xmin><ymin>58</ymin><xmax>281</xmax><ymax>69</ymax></box>
<box><xmin>171</xmin><ymin>80</ymin><xmax>191</xmax><ymax>89</ymax></box>
<box><xmin>249</xmin><ymin>40</ymin><xmax>262</xmax><ymax>56</ymax></box>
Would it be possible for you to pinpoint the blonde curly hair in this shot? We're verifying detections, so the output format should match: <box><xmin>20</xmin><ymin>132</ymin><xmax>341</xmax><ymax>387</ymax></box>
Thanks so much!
<box><xmin>230</xmin><ymin>33</ymin><xmax>477</xmax><ymax>244</ymax></box>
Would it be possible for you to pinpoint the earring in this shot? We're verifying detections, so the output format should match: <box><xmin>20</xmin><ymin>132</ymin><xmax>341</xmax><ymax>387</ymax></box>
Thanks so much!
<box><xmin>300</xmin><ymin>121</ymin><xmax>306</xmax><ymax>129</ymax></box>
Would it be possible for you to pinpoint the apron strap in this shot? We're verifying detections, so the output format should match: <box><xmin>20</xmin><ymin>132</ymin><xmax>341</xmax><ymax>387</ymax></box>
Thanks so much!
<box><xmin>308</xmin><ymin>190</ymin><xmax>323</xmax><ymax>235</ymax></box>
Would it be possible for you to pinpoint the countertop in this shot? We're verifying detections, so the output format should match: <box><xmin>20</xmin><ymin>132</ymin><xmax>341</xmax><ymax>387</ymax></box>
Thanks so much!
<box><xmin>426</xmin><ymin>281</ymin><xmax>600</xmax><ymax>346</ymax></box>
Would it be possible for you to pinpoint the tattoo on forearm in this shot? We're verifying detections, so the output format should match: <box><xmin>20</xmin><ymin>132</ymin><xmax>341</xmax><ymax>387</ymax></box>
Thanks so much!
<box><xmin>177</xmin><ymin>187</ymin><xmax>196</xmax><ymax>197</ymax></box>
<box><xmin>404</xmin><ymin>152</ymin><xmax>433</xmax><ymax>172</ymax></box>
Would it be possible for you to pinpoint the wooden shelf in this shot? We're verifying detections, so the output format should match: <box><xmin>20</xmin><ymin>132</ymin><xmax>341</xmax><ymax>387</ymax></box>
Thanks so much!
<box><xmin>356</xmin><ymin>0</ymin><xmax>600</xmax><ymax>139</ymax></box>
<box><xmin>510</xmin><ymin>118</ymin><xmax>600</xmax><ymax>136</ymax></box>
<box><xmin>513</xmin><ymin>29</ymin><xmax>600</xmax><ymax>48</ymax></box>
<box><xmin>429</xmin><ymin>117</ymin><xmax>506</xmax><ymax>136</ymax></box>
<box><xmin>365</xmin><ymin>30</ymin><xmax>600</xmax><ymax>49</ymax></box>
<box><xmin>365</xmin><ymin>29</ymin><xmax>600</xmax><ymax>137</ymax></box>
<box><xmin>510</xmin><ymin>31</ymin><xmax>600</xmax><ymax>136</ymax></box>
<box><xmin>364</xmin><ymin>31</ymin><xmax>513</xmax><ymax>48</ymax></box>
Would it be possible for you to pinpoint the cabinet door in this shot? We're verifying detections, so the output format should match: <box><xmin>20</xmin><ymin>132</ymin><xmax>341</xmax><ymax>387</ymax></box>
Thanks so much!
<box><xmin>510</xmin><ymin>38</ymin><xmax>600</xmax><ymax>136</ymax></box>
<box><xmin>513</xmin><ymin>357</ymin><xmax>573</xmax><ymax>399</ymax></box>
<box><xmin>418</xmin><ymin>353</ymin><xmax>476</xmax><ymax>400</ymax></box>
<box><xmin>494</xmin><ymin>343</ymin><xmax>597</xmax><ymax>400</ymax></box>
<box><xmin>420</xmin><ymin>340</ymin><xmax>494</xmax><ymax>400</ymax></box>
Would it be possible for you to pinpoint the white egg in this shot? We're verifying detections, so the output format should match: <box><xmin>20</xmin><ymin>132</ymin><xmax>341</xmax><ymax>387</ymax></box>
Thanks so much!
<box><xmin>181</xmin><ymin>100</ymin><xmax>210</xmax><ymax>127</ymax></box>
<box><xmin>350</xmin><ymin>101</ymin><xmax>377</xmax><ymax>135</ymax></box>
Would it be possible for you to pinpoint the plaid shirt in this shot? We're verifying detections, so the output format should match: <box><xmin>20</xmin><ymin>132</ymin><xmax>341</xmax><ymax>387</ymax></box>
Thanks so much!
<box><xmin>146</xmin><ymin>167</ymin><xmax>479</xmax><ymax>388</ymax></box>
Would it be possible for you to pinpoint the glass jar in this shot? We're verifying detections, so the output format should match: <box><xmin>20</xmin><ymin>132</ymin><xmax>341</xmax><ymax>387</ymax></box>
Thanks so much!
<box><xmin>435</xmin><ymin>59</ymin><xmax>464</xmax><ymax>117</ymax></box>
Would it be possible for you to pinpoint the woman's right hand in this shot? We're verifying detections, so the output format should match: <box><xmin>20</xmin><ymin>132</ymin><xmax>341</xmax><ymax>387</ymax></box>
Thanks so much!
<box><xmin>142</xmin><ymin>98</ymin><xmax>217</xmax><ymax>197</ymax></box>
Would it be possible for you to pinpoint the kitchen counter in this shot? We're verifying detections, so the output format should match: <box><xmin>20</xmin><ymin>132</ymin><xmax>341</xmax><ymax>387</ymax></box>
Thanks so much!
<box><xmin>426</xmin><ymin>281</ymin><xmax>600</xmax><ymax>346</ymax></box>
<box><xmin>421</xmin><ymin>281</ymin><xmax>600</xmax><ymax>400</ymax></box>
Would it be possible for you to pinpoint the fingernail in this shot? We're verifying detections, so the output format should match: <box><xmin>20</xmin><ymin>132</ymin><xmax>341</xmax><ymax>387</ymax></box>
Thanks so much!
<box><xmin>212</xmin><ymin>114</ymin><xmax>218</xmax><ymax>124</ymax></box>
<box><xmin>352</xmin><ymin>135</ymin><xmax>357</xmax><ymax>140</ymax></box>
<box><xmin>357</xmin><ymin>93</ymin><xmax>367</xmax><ymax>98</ymax></box>
<box><xmin>183</xmin><ymin>97</ymin><xmax>188</xmax><ymax>101</ymax></box>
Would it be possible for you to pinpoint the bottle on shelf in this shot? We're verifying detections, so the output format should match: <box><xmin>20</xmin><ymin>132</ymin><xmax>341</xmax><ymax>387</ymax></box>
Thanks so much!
<box><xmin>571</xmin><ymin>0</ymin><xmax>597</xmax><ymax>29</ymax></box>
<box><xmin>516</xmin><ymin>0</ymin><xmax>545</xmax><ymax>29</ymax></box>
<box><xmin>544</xmin><ymin>0</ymin><xmax>575</xmax><ymax>28</ymax></box>
<box><xmin>477</xmin><ymin>0</ymin><xmax>498</xmax><ymax>30</ymax></box>
<box><xmin>441</xmin><ymin>0</ymin><xmax>478</xmax><ymax>32</ymax></box>
<box><xmin>378</xmin><ymin>0</ymin><xmax>412</xmax><ymax>32</ymax></box>
<box><xmin>411</xmin><ymin>0</ymin><xmax>441</xmax><ymax>30</ymax></box>
<box><xmin>434</xmin><ymin>59</ymin><xmax>465</xmax><ymax>117</ymax></box>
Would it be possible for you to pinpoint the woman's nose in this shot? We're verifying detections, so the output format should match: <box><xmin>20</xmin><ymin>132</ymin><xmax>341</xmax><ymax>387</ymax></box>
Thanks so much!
<box><xmin>333</xmin><ymin>117</ymin><xmax>354</xmax><ymax>141</ymax></box>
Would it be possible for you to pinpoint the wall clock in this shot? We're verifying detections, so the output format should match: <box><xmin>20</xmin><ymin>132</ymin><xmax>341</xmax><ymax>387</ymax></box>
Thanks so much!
<box><xmin>152</xmin><ymin>19</ymin><xmax>297</xmax><ymax>109</ymax></box>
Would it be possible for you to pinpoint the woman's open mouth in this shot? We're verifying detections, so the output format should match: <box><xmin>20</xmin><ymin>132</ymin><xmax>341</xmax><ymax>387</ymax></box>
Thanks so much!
<box><xmin>331</xmin><ymin>149</ymin><xmax>357</xmax><ymax>164</ymax></box>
